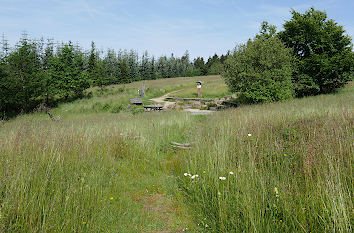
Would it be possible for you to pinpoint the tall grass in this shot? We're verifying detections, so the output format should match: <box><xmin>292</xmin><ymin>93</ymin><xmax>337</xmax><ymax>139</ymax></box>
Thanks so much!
<box><xmin>0</xmin><ymin>112</ymin><xmax>197</xmax><ymax>232</ymax></box>
<box><xmin>173</xmin><ymin>88</ymin><xmax>353</xmax><ymax>232</ymax></box>
<box><xmin>0</xmin><ymin>76</ymin><xmax>352</xmax><ymax>232</ymax></box>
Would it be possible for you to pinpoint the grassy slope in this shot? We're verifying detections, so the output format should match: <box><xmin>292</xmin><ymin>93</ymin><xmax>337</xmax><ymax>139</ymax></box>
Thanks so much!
<box><xmin>0</xmin><ymin>76</ymin><xmax>352</xmax><ymax>232</ymax></box>
<box><xmin>176</xmin><ymin>85</ymin><xmax>353</xmax><ymax>232</ymax></box>
<box><xmin>55</xmin><ymin>75</ymin><xmax>222</xmax><ymax>116</ymax></box>
<box><xmin>168</xmin><ymin>76</ymin><xmax>230</xmax><ymax>98</ymax></box>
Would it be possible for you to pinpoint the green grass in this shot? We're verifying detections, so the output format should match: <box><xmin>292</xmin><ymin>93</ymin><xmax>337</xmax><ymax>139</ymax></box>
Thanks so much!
<box><xmin>173</xmin><ymin>85</ymin><xmax>353</xmax><ymax>232</ymax></box>
<box><xmin>56</xmin><ymin>75</ymin><xmax>223</xmax><ymax>116</ymax></box>
<box><xmin>0</xmin><ymin>111</ymin><xmax>199</xmax><ymax>232</ymax></box>
<box><xmin>169</xmin><ymin>76</ymin><xmax>231</xmax><ymax>98</ymax></box>
<box><xmin>0</xmin><ymin>76</ymin><xmax>352</xmax><ymax>232</ymax></box>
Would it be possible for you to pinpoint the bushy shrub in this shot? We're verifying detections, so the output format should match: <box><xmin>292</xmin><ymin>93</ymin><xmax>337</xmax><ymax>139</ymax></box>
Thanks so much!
<box><xmin>110</xmin><ymin>104</ymin><xmax>124</xmax><ymax>113</ymax></box>
<box><xmin>279</xmin><ymin>8</ymin><xmax>354</xmax><ymax>97</ymax></box>
<box><xmin>223</xmin><ymin>35</ymin><xmax>295</xmax><ymax>104</ymax></box>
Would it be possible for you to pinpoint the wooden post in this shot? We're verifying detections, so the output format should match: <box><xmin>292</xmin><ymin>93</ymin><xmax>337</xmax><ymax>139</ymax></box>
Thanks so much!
<box><xmin>142</xmin><ymin>81</ymin><xmax>145</xmax><ymax>97</ymax></box>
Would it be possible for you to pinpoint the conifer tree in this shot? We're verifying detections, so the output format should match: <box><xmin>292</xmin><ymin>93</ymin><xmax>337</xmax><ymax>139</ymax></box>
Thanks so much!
<box><xmin>103</xmin><ymin>48</ymin><xmax>118</xmax><ymax>85</ymax></box>
<box><xmin>42</xmin><ymin>39</ymin><xmax>55</xmax><ymax>104</ymax></box>
<box><xmin>88</xmin><ymin>41</ymin><xmax>98</xmax><ymax>85</ymax></box>
<box><xmin>50</xmin><ymin>42</ymin><xmax>88</xmax><ymax>100</ymax></box>
<box><xmin>7</xmin><ymin>35</ymin><xmax>42</xmax><ymax>112</ymax></box>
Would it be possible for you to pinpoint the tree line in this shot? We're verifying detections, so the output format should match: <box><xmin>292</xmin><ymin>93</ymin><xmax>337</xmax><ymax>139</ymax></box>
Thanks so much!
<box><xmin>223</xmin><ymin>8</ymin><xmax>354</xmax><ymax>104</ymax></box>
<box><xmin>0</xmin><ymin>34</ymin><xmax>226</xmax><ymax>118</ymax></box>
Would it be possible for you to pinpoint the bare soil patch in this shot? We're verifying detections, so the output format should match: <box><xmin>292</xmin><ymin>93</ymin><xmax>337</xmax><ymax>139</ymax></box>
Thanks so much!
<box><xmin>140</xmin><ymin>194</ymin><xmax>185</xmax><ymax>233</ymax></box>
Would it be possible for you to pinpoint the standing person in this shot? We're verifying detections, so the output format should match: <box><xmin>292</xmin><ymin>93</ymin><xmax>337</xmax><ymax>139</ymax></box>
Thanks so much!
<box><xmin>197</xmin><ymin>81</ymin><xmax>202</xmax><ymax>97</ymax></box>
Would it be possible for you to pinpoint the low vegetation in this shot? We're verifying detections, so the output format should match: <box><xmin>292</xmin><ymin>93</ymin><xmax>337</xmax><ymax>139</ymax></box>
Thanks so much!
<box><xmin>175</xmin><ymin>84</ymin><xmax>353</xmax><ymax>232</ymax></box>
<box><xmin>0</xmin><ymin>6</ymin><xmax>353</xmax><ymax>233</ymax></box>
<box><xmin>169</xmin><ymin>76</ymin><xmax>230</xmax><ymax>98</ymax></box>
<box><xmin>0</xmin><ymin>74</ymin><xmax>352</xmax><ymax>232</ymax></box>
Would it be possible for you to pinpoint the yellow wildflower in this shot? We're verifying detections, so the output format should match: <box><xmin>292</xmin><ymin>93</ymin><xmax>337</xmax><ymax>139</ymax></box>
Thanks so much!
<box><xmin>110</xmin><ymin>197</ymin><xmax>114</xmax><ymax>200</ymax></box>
<box><xmin>82</xmin><ymin>221</ymin><xmax>87</xmax><ymax>225</ymax></box>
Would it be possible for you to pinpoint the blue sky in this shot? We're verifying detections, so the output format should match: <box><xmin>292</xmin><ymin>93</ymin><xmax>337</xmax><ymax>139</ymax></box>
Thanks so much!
<box><xmin>1</xmin><ymin>0</ymin><xmax>353</xmax><ymax>59</ymax></box>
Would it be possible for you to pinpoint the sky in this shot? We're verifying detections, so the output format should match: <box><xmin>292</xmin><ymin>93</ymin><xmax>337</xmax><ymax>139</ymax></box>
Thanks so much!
<box><xmin>0</xmin><ymin>0</ymin><xmax>353</xmax><ymax>59</ymax></box>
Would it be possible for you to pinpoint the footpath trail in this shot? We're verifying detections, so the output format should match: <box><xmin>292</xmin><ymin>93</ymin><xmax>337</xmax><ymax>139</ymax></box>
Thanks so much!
<box><xmin>150</xmin><ymin>89</ymin><xmax>215</xmax><ymax>114</ymax></box>
<box><xmin>150</xmin><ymin>90</ymin><xmax>182</xmax><ymax>109</ymax></box>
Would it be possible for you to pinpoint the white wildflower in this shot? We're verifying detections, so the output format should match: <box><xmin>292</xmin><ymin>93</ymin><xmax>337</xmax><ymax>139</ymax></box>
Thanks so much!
<box><xmin>229</xmin><ymin>171</ymin><xmax>234</xmax><ymax>175</ymax></box>
<box><xmin>248</xmin><ymin>133</ymin><xmax>252</xmax><ymax>137</ymax></box>
<box><xmin>219</xmin><ymin>177</ymin><xmax>226</xmax><ymax>180</ymax></box>
<box><xmin>274</xmin><ymin>187</ymin><xmax>279</xmax><ymax>198</ymax></box>
<box><xmin>191</xmin><ymin>175</ymin><xmax>196</xmax><ymax>179</ymax></box>
<box><xmin>184</xmin><ymin>173</ymin><xmax>188</xmax><ymax>176</ymax></box>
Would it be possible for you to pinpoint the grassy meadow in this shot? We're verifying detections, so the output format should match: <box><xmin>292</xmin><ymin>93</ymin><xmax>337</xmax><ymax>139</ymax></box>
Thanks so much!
<box><xmin>56</xmin><ymin>75</ymin><xmax>222</xmax><ymax>116</ymax></box>
<box><xmin>168</xmin><ymin>76</ymin><xmax>231</xmax><ymax>98</ymax></box>
<box><xmin>0</xmin><ymin>76</ymin><xmax>353</xmax><ymax>232</ymax></box>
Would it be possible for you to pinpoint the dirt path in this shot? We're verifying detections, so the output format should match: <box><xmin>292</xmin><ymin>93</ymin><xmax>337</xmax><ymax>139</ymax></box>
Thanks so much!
<box><xmin>150</xmin><ymin>90</ymin><xmax>182</xmax><ymax>109</ymax></box>
<box><xmin>141</xmin><ymin>194</ymin><xmax>187</xmax><ymax>233</ymax></box>
<box><xmin>150</xmin><ymin>89</ymin><xmax>215</xmax><ymax>114</ymax></box>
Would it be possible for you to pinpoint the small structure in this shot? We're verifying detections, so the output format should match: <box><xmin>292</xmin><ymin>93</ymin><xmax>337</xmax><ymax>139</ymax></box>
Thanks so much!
<box><xmin>130</xmin><ymin>98</ymin><xmax>143</xmax><ymax>105</ymax></box>
<box><xmin>196</xmin><ymin>81</ymin><xmax>202</xmax><ymax>97</ymax></box>
<box><xmin>143</xmin><ymin>105</ymin><xmax>163</xmax><ymax>111</ymax></box>
<box><xmin>131</xmin><ymin>81</ymin><xmax>146</xmax><ymax>105</ymax></box>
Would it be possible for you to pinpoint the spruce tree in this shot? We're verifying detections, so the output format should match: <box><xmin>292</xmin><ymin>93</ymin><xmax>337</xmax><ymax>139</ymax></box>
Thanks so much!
<box><xmin>88</xmin><ymin>41</ymin><xmax>98</xmax><ymax>86</ymax></box>
<box><xmin>7</xmin><ymin>35</ymin><xmax>42</xmax><ymax>112</ymax></box>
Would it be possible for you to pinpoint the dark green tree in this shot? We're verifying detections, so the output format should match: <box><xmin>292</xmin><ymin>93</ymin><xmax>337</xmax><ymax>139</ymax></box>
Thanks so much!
<box><xmin>42</xmin><ymin>39</ymin><xmax>56</xmax><ymax>105</ymax></box>
<box><xmin>0</xmin><ymin>58</ymin><xmax>12</xmax><ymax>117</ymax></box>
<box><xmin>193</xmin><ymin>57</ymin><xmax>207</xmax><ymax>75</ymax></box>
<box><xmin>118</xmin><ymin>53</ymin><xmax>129</xmax><ymax>84</ymax></box>
<box><xmin>279</xmin><ymin>8</ymin><xmax>354</xmax><ymax>96</ymax></box>
<box><xmin>140</xmin><ymin>51</ymin><xmax>151</xmax><ymax>80</ymax></box>
<box><xmin>88</xmin><ymin>41</ymin><xmax>99</xmax><ymax>85</ymax></box>
<box><xmin>128</xmin><ymin>49</ymin><xmax>139</xmax><ymax>81</ymax></box>
<box><xmin>206</xmin><ymin>54</ymin><xmax>224</xmax><ymax>75</ymax></box>
<box><xmin>208</xmin><ymin>61</ymin><xmax>224</xmax><ymax>75</ymax></box>
<box><xmin>93</xmin><ymin>59</ymin><xmax>106</xmax><ymax>89</ymax></box>
<box><xmin>49</xmin><ymin>42</ymin><xmax>89</xmax><ymax>100</ymax></box>
<box><xmin>157</xmin><ymin>56</ymin><xmax>169</xmax><ymax>78</ymax></box>
<box><xmin>6</xmin><ymin>36</ymin><xmax>42</xmax><ymax>112</ymax></box>
<box><xmin>71</xmin><ymin>47</ymin><xmax>90</xmax><ymax>96</ymax></box>
<box><xmin>103</xmin><ymin>48</ymin><xmax>119</xmax><ymax>85</ymax></box>
<box><xmin>223</xmin><ymin>24</ymin><xmax>295</xmax><ymax>104</ymax></box>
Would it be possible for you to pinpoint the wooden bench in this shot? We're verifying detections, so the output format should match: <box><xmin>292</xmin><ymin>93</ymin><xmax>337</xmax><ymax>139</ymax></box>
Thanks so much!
<box><xmin>130</xmin><ymin>98</ymin><xmax>142</xmax><ymax>105</ymax></box>
<box><xmin>143</xmin><ymin>105</ymin><xmax>163</xmax><ymax>111</ymax></box>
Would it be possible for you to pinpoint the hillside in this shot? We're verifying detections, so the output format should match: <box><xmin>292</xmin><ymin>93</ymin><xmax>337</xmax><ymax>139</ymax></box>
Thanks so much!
<box><xmin>0</xmin><ymin>76</ymin><xmax>353</xmax><ymax>232</ymax></box>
